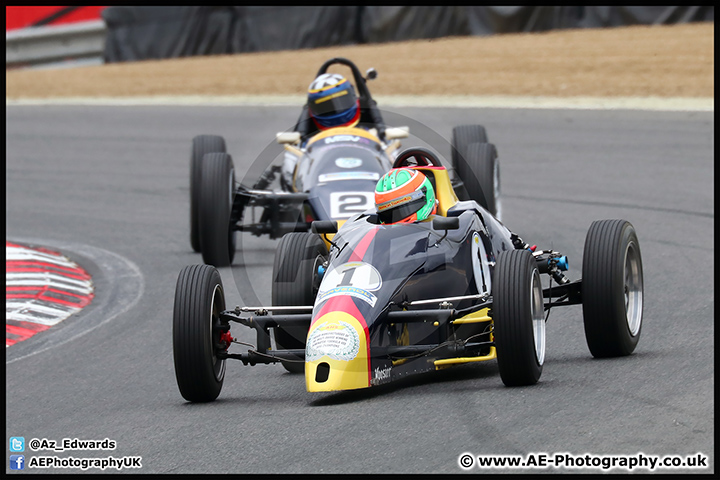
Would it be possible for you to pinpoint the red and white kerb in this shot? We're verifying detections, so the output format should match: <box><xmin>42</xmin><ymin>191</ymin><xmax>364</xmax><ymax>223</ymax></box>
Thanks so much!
<box><xmin>6</xmin><ymin>242</ymin><xmax>95</xmax><ymax>347</ymax></box>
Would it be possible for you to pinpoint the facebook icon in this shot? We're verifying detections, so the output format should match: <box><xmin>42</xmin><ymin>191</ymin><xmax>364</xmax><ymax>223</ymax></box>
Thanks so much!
<box><xmin>10</xmin><ymin>455</ymin><xmax>25</xmax><ymax>470</ymax></box>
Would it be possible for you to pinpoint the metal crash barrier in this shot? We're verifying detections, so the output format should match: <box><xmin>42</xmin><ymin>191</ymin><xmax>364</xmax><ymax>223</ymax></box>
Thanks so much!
<box><xmin>6</xmin><ymin>20</ymin><xmax>106</xmax><ymax>69</ymax></box>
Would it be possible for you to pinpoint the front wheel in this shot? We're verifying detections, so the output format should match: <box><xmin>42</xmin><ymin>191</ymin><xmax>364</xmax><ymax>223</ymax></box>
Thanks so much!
<box><xmin>199</xmin><ymin>152</ymin><xmax>236</xmax><ymax>267</ymax></box>
<box><xmin>173</xmin><ymin>264</ymin><xmax>227</xmax><ymax>402</ymax></box>
<box><xmin>582</xmin><ymin>219</ymin><xmax>643</xmax><ymax>357</ymax></box>
<box><xmin>493</xmin><ymin>249</ymin><xmax>545</xmax><ymax>386</ymax></box>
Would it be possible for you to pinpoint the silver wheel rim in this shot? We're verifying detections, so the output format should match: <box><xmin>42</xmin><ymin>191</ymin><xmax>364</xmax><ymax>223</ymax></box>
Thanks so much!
<box><xmin>531</xmin><ymin>269</ymin><xmax>545</xmax><ymax>365</ymax></box>
<box><xmin>624</xmin><ymin>242</ymin><xmax>643</xmax><ymax>336</ymax></box>
<box><xmin>210</xmin><ymin>283</ymin><xmax>226</xmax><ymax>381</ymax></box>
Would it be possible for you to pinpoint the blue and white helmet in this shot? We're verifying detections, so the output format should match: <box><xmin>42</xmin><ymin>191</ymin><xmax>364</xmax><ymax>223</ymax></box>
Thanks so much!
<box><xmin>307</xmin><ymin>73</ymin><xmax>360</xmax><ymax>130</ymax></box>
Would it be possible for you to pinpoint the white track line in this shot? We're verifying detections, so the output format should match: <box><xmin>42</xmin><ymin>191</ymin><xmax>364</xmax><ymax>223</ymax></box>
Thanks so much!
<box><xmin>5</xmin><ymin>95</ymin><xmax>714</xmax><ymax>111</ymax></box>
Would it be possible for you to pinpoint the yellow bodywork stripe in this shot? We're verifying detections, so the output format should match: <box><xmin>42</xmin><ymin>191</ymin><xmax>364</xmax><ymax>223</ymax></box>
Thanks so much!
<box><xmin>434</xmin><ymin>347</ymin><xmax>497</xmax><ymax>369</ymax></box>
<box><xmin>306</xmin><ymin>126</ymin><xmax>381</xmax><ymax>146</ymax></box>
<box><xmin>411</xmin><ymin>166</ymin><xmax>459</xmax><ymax>216</ymax></box>
<box><xmin>452</xmin><ymin>307</ymin><xmax>491</xmax><ymax>325</ymax></box>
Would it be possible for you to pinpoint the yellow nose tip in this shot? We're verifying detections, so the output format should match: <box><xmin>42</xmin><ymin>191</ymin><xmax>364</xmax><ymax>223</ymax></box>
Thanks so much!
<box><xmin>305</xmin><ymin>311</ymin><xmax>370</xmax><ymax>392</ymax></box>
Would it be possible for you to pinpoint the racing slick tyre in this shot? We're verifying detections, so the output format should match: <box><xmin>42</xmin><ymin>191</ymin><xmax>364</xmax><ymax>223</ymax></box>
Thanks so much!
<box><xmin>494</xmin><ymin>249</ymin><xmax>545</xmax><ymax>386</ymax></box>
<box><xmin>190</xmin><ymin>135</ymin><xmax>226</xmax><ymax>253</ymax></box>
<box><xmin>199</xmin><ymin>152</ymin><xmax>236</xmax><ymax>267</ymax></box>
<box><xmin>173</xmin><ymin>264</ymin><xmax>227</xmax><ymax>402</ymax></box>
<box><xmin>451</xmin><ymin>125</ymin><xmax>488</xmax><ymax>169</ymax></box>
<box><xmin>272</xmin><ymin>232</ymin><xmax>328</xmax><ymax>373</ymax></box>
<box><xmin>581</xmin><ymin>220</ymin><xmax>643</xmax><ymax>357</ymax></box>
<box><xmin>457</xmin><ymin>142</ymin><xmax>501</xmax><ymax>220</ymax></box>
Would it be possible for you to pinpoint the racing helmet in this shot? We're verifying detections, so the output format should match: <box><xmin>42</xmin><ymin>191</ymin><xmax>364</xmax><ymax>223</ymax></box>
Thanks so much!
<box><xmin>375</xmin><ymin>168</ymin><xmax>437</xmax><ymax>224</ymax></box>
<box><xmin>307</xmin><ymin>73</ymin><xmax>360</xmax><ymax>130</ymax></box>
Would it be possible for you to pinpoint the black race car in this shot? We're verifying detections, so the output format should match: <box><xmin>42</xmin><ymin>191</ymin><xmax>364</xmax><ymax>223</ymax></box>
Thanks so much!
<box><xmin>173</xmin><ymin>148</ymin><xmax>643</xmax><ymax>401</ymax></box>
<box><xmin>188</xmin><ymin>57</ymin><xmax>500</xmax><ymax>266</ymax></box>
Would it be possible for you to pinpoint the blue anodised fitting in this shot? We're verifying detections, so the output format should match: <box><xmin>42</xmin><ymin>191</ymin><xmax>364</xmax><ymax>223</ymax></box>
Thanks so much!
<box><xmin>317</xmin><ymin>265</ymin><xmax>326</xmax><ymax>280</ymax></box>
<box><xmin>554</xmin><ymin>256</ymin><xmax>569</xmax><ymax>271</ymax></box>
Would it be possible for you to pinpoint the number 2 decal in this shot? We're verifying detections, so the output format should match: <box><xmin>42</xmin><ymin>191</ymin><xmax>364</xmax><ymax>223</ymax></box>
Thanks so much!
<box><xmin>330</xmin><ymin>192</ymin><xmax>374</xmax><ymax>218</ymax></box>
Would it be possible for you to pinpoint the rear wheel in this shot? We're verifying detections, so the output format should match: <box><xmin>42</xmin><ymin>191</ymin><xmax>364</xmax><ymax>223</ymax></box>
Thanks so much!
<box><xmin>458</xmin><ymin>142</ymin><xmax>500</xmax><ymax>219</ymax></box>
<box><xmin>199</xmin><ymin>152</ymin><xmax>236</xmax><ymax>267</ymax></box>
<box><xmin>582</xmin><ymin>220</ymin><xmax>643</xmax><ymax>357</ymax></box>
<box><xmin>451</xmin><ymin>124</ymin><xmax>488</xmax><ymax>169</ymax></box>
<box><xmin>190</xmin><ymin>135</ymin><xmax>226</xmax><ymax>252</ymax></box>
<box><xmin>272</xmin><ymin>232</ymin><xmax>328</xmax><ymax>373</ymax></box>
<box><xmin>494</xmin><ymin>249</ymin><xmax>545</xmax><ymax>386</ymax></box>
<box><xmin>173</xmin><ymin>264</ymin><xmax>227</xmax><ymax>402</ymax></box>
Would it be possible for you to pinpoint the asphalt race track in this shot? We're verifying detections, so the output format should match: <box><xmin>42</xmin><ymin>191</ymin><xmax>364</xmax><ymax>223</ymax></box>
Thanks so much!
<box><xmin>6</xmin><ymin>104</ymin><xmax>714</xmax><ymax>474</ymax></box>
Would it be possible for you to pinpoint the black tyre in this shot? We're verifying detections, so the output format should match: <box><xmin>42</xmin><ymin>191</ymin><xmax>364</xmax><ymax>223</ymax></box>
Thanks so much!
<box><xmin>190</xmin><ymin>135</ymin><xmax>226</xmax><ymax>253</ymax></box>
<box><xmin>173</xmin><ymin>264</ymin><xmax>227</xmax><ymax>402</ymax></box>
<box><xmin>494</xmin><ymin>249</ymin><xmax>545</xmax><ymax>386</ymax></box>
<box><xmin>199</xmin><ymin>152</ymin><xmax>236</xmax><ymax>267</ymax></box>
<box><xmin>271</xmin><ymin>232</ymin><xmax>328</xmax><ymax>373</ymax></box>
<box><xmin>582</xmin><ymin>220</ymin><xmax>643</xmax><ymax>357</ymax></box>
<box><xmin>458</xmin><ymin>142</ymin><xmax>501</xmax><ymax>219</ymax></box>
<box><xmin>451</xmin><ymin>124</ymin><xmax>488</xmax><ymax>170</ymax></box>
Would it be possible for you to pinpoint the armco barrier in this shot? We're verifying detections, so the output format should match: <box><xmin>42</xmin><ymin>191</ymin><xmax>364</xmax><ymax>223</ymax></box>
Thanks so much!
<box><xmin>6</xmin><ymin>20</ymin><xmax>106</xmax><ymax>69</ymax></box>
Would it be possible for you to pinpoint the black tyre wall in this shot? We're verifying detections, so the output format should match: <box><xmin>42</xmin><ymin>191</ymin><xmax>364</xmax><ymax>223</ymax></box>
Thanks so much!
<box><xmin>173</xmin><ymin>264</ymin><xmax>226</xmax><ymax>402</ymax></box>
<box><xmin>451</xmin><ymin>124</ymin><xmax>488</xmax><ymax>172</ymax></box>
<box><xmin>582</xmin><ymin>219</ymin><xmax>643</xmax><ymax>357</ymax></box>
<box><xmin>459</xmin><ymin>142</ymin><xmax>499</xmax><ymax>216</ymax></box>
<box><xmin>272</xmin><ymin>232</ymin><xmax>328</xmax><ymax>373</ymax></box>
<box><xmin>494</xmin><ymin>249</ymin><xmax>544</xmax><ymax>386</ymax></box>
<box><xmin>198</xmin><ymin>152</ymin><xmax>236</xmax><ymax>267</ymax></box>
<box><xmin>190</xmin><ymin>135</ymin><xmax>226</xmax><ymax>252</ymax></box>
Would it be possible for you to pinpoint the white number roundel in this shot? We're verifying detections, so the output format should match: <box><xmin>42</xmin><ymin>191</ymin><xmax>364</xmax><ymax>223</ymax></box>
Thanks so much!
<box><xmin>472</xmin><ymin>232</ymin><xmax>492</xmax><ymax>295</ymax></box>
<box><xmin>319</xmin><ymin>261</ymin><xmax>382</xmax><ymax>294</ymax></box>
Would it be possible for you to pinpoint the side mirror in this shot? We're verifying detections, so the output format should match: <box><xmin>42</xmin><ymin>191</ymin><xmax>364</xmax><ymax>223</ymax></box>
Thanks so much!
<box><xmin>384</xmin><ymin>126</ymin><xmax>409</xmax><ymax>140</ymax></box>
<box><xmin>311</xmin><ymin>220</ymin><xmax>338</xmax><ymax>234</ymax></box>
<box><xmin>365</xmin><ymin>68</ymin><xmax>377</xmax><ymax>81</ymax></box>
<box><xmin>432</xmin><ymin>216</ymin><xmax>460</xmax><ymax>231</ymax></box>
<box><xmin>276</xmin><ymin>132</ymin><xmax>301</xmax><ymax>145</ymax></box>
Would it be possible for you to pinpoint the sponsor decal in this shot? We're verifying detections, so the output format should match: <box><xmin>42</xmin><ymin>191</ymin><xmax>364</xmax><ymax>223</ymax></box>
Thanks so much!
<box><xmin>371</xmin><ymin>365</ymin><xmax>392</xmax><ymax>385</ymax></box>
<box><xmin>335</xmin><ymin>157</ymin><xmax>364</xmax><ymax>169</ymax></box>
<box><xmin>306</xmin><ymin>320</ymin><xmax>360</xmax><ymax>362</ymax></box>
<box><xmin>319</xmin><ymin>171</ymin><xmax>379</xmax><ymax>182</ymax></box>
<box><xmin>315</xmin><ymin>286</ymin><xmax>377</xmax><ymax>307</ymax></box>
<box><xmin>377</xmin><ymin>194</ymin><xmax>413</xmax><ymax>212</ymax></box>
<box><xmin>324</xmin><ymin>135</ymin><xmax>361</xmax><ymax>144</ymax></box>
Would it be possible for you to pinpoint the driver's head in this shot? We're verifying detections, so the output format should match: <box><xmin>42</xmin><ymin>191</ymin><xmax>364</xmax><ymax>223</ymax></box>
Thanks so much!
<box><xmin>307</xmin><ymin>73</ymin><xmax>360</xmax><ymax>130</ymax></box>
<box><xmin>375</xmin><ymin>168</ymin><xmax>437</xmax><ymax>224</ymax></box>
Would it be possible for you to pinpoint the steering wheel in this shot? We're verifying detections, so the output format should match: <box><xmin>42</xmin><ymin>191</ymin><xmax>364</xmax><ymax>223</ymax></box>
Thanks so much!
<box><xmin>392</xmin><ymin>147</ymin><xmax>444</xmax><ymax>169</ymax></box>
